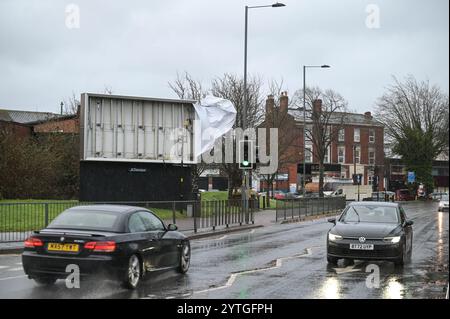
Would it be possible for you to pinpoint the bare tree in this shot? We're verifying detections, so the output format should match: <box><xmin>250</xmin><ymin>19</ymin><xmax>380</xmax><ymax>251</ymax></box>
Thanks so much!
<box><xmin>375</xmin><ymin>75</ymin><xmax>449</xmax><ymax>193</ymax></box>
<box><xmin>292</xmin><ymin>87</ymin><xmax>348</xmax><ymax>197</ymax></box>
<box><xmin>211</xmin><ymin>73</ymin><xmax>265</xmax><ymax>198</ymax></box>
<box><xmin>62</xmin><ymin>92</ymin><xmax>80</xmax><ymax>115</ymax></box>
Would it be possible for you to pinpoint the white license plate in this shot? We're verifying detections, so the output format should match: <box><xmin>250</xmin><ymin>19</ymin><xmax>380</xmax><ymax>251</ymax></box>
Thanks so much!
<box><xmin>349</xmin><ymin>244</ymin><xmax>374</xmax><ymax>250</ymax></box>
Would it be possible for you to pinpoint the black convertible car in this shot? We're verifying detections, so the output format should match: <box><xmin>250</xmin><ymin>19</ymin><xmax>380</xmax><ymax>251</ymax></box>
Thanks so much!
<box><xmin>22</xmin><ymin>205</ymin><xmax>190</xmax><ymax>289</ymax></box>
<box><xmin>326</xmin><ymin>202</ymin><xmax>413</xmax><ymax>267</ymax></box>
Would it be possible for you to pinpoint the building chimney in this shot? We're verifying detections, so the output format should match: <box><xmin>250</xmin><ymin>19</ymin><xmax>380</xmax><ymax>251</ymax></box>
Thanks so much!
<box><xmin>279</xmin><ymin>91</ymin><xmax>288</xmax><ymax>114</ymax></box>
<box><xmin>313</xmin><ymin>99</ymin><xmax>322</xmax><ymax>113</ymax></box>
<box><xmin>364</xmin><ymin>111</ymin><xmax>372</xmax><ymax>119</ymax></box>
<box><xmin>265</xmin><ymin>94</ymin><xmax>275</xmax><ymax>123</ymax></box>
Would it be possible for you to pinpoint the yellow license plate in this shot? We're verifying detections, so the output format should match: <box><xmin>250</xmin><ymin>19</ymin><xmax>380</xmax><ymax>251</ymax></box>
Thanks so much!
<box><xmin>47</xmin><ymin>243</ymin><xmax>79</xmax><ymax>252</ymax></box>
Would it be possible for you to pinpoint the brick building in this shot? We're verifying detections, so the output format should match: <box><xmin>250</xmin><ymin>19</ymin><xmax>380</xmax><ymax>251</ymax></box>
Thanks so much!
<box><xmin>259</xmin><ymin>94</ymin><xmax>385</xmax><ymax>193</ymax></box>
<box><xmin>0</xmin><ymin>108</ymin><xmax>79</xmax><ymax>135</ymax></box>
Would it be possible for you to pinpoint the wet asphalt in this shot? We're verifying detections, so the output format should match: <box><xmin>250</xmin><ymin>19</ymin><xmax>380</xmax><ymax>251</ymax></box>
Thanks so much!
<box><xmin>0</xmin><ymin>201</ymin><xmax>447</xmax><ymax>299</ymax></box>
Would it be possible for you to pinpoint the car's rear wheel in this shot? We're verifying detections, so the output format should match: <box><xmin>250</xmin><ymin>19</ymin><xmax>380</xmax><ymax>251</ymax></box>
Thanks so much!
<box><xmin>33</xmin><ymin>277</ymin><xmax>57</xmax><ymax>286</ymax></box>
<box><xmin>327</xmin><ymin>255</ymin><xmax>338</xmax><ymax>265</ymax></box>
<box><xmin>177</xmin><ymin>242</ymin><xmax>190</xmax><ymax>274</ymax></box>
<box><xmin>123</xmin><ymin>254</ymin><xmax>141</xmax><ymax>289</ymax></box>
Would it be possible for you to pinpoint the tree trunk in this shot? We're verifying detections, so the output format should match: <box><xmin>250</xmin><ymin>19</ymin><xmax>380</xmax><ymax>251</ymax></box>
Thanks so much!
<box><xmin>319</xmin><ymin>161</ymin><xmax>325</xmax><ymax>198</ymax></box>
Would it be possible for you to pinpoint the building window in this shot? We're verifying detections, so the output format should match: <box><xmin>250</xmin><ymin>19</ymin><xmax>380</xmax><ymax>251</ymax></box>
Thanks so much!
<box><xmin>305</xmin><ymin>145</ymin><xmax>313</xmax><ymax>163</ymax></box>
<box><xmin>368</xmin><ymin>175</ymin><xmax>373</xmax><ymax>185</ymax></box>
<box><xmin>324</xmin><ymin>146</ymin><xmax>331</xmax><ymax>163</ymax></box>
<box><xmin>369</xmin><ymin>148</ymin><xmax>375</xmax><ymax>165</ymax></box>
<box><xmin>338</xmin><ymin>146</ymin><xmax>345</xmax><ymax>163</ymax></box>
<box><xmin>354</xmin><ymin>128</ymin><xmax>360</xmax><ymax>143</ymax></box>
<box><xmin>338</xmin><ymin>129</ymin><xmax>345</xmax><ymax>142</ymax></box>
<box><xmin>391</xmin><ymin>165</ymin><xmax>404</xmax><ymax>174</ymax></box>
<box><xmin>354</xmin><ymin>146</ymin><xmax>360</xmax><ymax>164</ymax></box>
<box><xmin>369</xmin><ymin>129</ymin><xmax>375</xmax><ymax>143</ymax></box>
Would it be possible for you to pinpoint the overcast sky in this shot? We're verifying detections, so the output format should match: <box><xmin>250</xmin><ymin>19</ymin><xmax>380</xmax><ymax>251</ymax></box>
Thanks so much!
<box><xmin>0</xmin><ymin>0</ymin><xmax>448</xmax><ymax>114</ymax></box>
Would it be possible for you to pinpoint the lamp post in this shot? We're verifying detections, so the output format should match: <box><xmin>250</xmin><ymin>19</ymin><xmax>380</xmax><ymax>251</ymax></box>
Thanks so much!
<box><xmin>242</xmin><ymin>2</ymin><xmax>286</xmax><ymax>219</ymax></box>
<box><xmin>243</xmin><ymin>2</ymin><xmax>285</xmax><ymax>129</ymax></box>
<box><xmin>301</xmin><ymin>65</ymin><xmax>330</xmax><ymax>196</ymax></box>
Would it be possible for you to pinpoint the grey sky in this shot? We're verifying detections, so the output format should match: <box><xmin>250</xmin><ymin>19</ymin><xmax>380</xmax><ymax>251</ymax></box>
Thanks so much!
<box><xmin>0</xmin><ymin>0</ymin><xmax>448</xmax><ymax>114</ymax></box>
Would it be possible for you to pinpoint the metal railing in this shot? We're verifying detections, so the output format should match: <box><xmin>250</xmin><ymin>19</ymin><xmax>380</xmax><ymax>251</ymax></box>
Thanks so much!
<box><xmin>275</xmin><ymin>196</ymin><xmax>346</xmax><ymax>222</ymax></box>
<box><xmin>0</xmin><ymin>199</ymin><xmax>259</xmax><ymax>243</ymax></box>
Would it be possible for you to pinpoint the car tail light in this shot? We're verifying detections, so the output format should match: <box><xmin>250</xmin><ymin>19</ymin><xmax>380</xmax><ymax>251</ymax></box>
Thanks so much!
<box><xmin>24</xmin><ymin>237</ymin><xmax>43</xmax><ymax>248</ymax></box>
<box><xmin>84</xmin><ymin>241</ymin><xmax>116</xmax><ymax>252</ymax></box>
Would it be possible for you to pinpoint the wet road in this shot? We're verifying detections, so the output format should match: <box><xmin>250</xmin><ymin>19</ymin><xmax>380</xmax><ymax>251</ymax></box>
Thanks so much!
<box><xmin>0</xmin><ymin>201</ymin><xmax>447</xmax><ymax>299</ymax></box>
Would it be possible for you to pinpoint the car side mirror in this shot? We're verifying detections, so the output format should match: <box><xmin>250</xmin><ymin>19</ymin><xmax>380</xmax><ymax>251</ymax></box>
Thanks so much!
<box><xmin>328</xmin><ymin>218</ymin><xmax>336</xmax><ymax>224</ymax></box>
<box><xmin>405</xmin><ymin>220</ymin><xmax>414</xmax><ymax>226</ymax></box>
<box><xmin>167</xmin><ymin>224</ymin><xmax>178</xmax><ymax>231</ymax></box>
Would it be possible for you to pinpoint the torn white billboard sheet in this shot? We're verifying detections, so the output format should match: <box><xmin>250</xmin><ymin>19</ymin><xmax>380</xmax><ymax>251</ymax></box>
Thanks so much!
<box><xmin>194</xmin><ymin>95</ymin><xmax>236</xmax><ymax>157</ymax></box>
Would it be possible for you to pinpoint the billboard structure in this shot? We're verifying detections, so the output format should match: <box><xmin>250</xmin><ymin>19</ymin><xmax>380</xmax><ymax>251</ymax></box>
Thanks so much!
<box><xmin>79</xmin><ymin>93</ymin><xmax>197</xmax><ymax>202</ymax></box>
<box><xmin>80</xmin><ymin>93</ymin><xmax>197</xmax><ymax>164</ymax></box>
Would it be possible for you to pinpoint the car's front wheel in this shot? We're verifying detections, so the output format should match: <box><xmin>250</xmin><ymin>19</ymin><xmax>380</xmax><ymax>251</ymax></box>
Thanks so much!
<box><xmin>394</xmin><ymin>242</ymin><xmax>408</xmax><ymax>267</ymax></box>
<box><xmin>177</xmin><ymin>242</ymin><xmax>190</xmax><ymax>274</ymax></box>
<box><xmin>123</xmin><ymin>254</ymin><xmax>141</xmax><ymax>289</ymax></box>
<box><xmin>327</xmin><ymin>255</ymin><xmax>338</xmax><ymax>265</ymax></box>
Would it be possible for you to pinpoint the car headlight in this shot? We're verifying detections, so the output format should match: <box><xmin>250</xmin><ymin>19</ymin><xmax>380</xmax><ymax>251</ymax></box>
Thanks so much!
<box><xmin>328</xmin><ymin>233</ymin><xmax>343</xmax><ymax>241</ymax></box>
<box><xmin>384</xmin><ymin>236</ymin><xmax>401</xmax><ymax>243</ymax></box>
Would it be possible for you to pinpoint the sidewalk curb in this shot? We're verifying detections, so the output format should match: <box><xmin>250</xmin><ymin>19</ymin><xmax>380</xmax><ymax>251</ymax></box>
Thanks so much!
<box><xmin>279</xmin><ymin>212</ymin><xmax>338</xmax><ymax>225</ymax></box>
<box><xmin>187</xmin><ymin>224</ymin><xmax>264</xmax><ymax>240</ymax></box>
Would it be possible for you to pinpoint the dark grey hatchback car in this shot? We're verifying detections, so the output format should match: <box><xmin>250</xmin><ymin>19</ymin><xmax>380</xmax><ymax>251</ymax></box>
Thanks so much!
<box><xmin>326</xmin><ymin>202</ymin><xmax>413</xmax><ymax>267</ymax></box>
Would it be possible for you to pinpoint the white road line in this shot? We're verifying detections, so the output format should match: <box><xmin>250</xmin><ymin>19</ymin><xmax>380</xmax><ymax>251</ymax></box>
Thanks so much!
<box><xmin>15</xmin><ymin>262</ymin><xmax>22</xmax><ymax>266</ymax></box>
<box><xmin>197</xmin><ymin>229</ymin><xmax>256</xmax><ymax>242</ymax></box>
<box><xmin>0</xmin><ymin>266</ymin><xmax>8</xmax><ymax>270</ymax></box>
<box><xmin>0</xmin><ymin>275</ymin><xmax>27</xmax><ymax>281</ymax></box>
<box><xmin>7</xmin><ymin>267</ymin><xmax>23</xmax><ymax>272</ymax></box>
<box><xmin>194</xmin><ymin>248</ymin><xmax>313</xmax><ymax>294</ymax></box>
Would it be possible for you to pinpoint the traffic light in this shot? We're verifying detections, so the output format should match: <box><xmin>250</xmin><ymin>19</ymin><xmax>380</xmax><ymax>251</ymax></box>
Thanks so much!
<box><xmin>352</xmin><ymin>173</ymin><xmax>363</xmax><ymax>185</ymax></box>
<box><xmin>239</xmin><ymin>139</ymin><xmax>254</xmax><ymax>170</ymax></box>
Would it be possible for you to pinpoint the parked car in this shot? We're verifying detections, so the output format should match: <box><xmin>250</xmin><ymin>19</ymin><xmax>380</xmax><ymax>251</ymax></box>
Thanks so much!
<box><xmin>273</xmin><ymin>191</ymin><xmax>287</xmax><ymax>200</ymax></box>
<box><xmin>438</xmin><ymin>194</ymin><xmax>449</xmax><ymax>212</ymax></box>
<box><xmin>326</xmin><ymin>202</ymin><xmax>413</xmax><ymax>267</ymax></box>
<box><xmin>22</xmin><ymin>205</ymin><xmax>190</xmax><ymax>289</ymax></box>
<box><xmin>395</xmin><ymin>189</ymin><xmax>415</xmax><ymax>201</ymax></box>
<box><xmin>429</xmin><ymin>192</ymin><xmax>448</xmax><ymax>201</ymax></box>
<box><xmin>285</xmin><ymin>192</ymin><xmax>301</xmax><ymax>199</ymax></box>
<box><xmin>370</xmin><ymin>191</ymin><xmax>395</xmax><ymax>202</ymax></box>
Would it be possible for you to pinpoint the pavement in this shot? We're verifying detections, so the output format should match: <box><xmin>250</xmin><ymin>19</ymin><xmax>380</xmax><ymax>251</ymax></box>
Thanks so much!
<box><xmin>0</xmin><ymin>201</ymin><xmax>447</xmax><ymax>299</ymax></box>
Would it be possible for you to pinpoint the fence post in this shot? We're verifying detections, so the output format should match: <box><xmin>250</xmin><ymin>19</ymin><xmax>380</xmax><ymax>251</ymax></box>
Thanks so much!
<box><xmin>194</xmin><ymin>201</ymin><xmax>198</xmax><ymax>233</ymax></box>
<box><xmin>284</xmin><ymin>200</ymin><xmax>287</xmax><ymax>220</ymax></box>
<box><xmin>44</xmin><ymin>203</ymin><xmax>49</xmax><ymax>227</ymax></box>
<box><xmin>172</xmin><ymin>201</ymin><xmax>176</xmax><ymax>225</ymax></box>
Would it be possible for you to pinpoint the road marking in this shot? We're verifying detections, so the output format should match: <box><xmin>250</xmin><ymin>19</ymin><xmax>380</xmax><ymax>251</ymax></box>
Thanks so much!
<box><xmin>7</xmin><ymin>267</ymin><xmax>23</xmax><ymax>272</ymax></box>
<box><xmin>0</xmin><ymin>266</ymin><xmax>8</xmax><ymax>270</ymax></box>
<box><xmin>196</xmin><ymin>229</ymin><xmax>256</xmax><ymax>242</ymax></box>
<box><xmin>0</xmin><ymin>275</ymin><xmax>27</xmax><ymax>281</ymax></box>
<box><xmin>194</xmin><ymin>248</ymin><xmax>313</xmax><ymax>294</ymax></box>
<box><xmin>15</xmin><ymin>262</ymin><xmax>22</xmax><ymax>266</ymax></box>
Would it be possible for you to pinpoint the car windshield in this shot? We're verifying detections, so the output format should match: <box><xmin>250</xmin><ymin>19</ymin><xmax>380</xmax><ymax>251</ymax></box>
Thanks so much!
<box><xmin>340</xmin><ymin>205</ymin><xmax>399</xmax><ymax>224</ymax></box>
<box><xmin>47</xmin><ymin>209</ymin><xmax>121</xmax><ymax>231</ymax></box>
<box><xmin>441</xmin><ymin>195</ymin><xmax>449</xmax><ymax>201</ymax></box>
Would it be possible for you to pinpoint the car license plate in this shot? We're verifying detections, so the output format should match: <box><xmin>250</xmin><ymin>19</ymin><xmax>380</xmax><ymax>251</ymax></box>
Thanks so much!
<box><xmin>349</xmin><ymin>244</ymin><xmax>374</xmax><ymax>250</ymax></box>
<box><xmin>47</xmin><ymin>243</ymin><xmax>79</xmax><ymax>252</ymax></box>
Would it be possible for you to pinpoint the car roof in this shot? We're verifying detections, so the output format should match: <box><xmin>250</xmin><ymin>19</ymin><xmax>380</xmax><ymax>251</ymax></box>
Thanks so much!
<box><xmin>66</xmin><ymin>205</ymin><xmax>145</xmax><ymax>214</ymax></box>
<box><xmin>348</xmin><ymin>201</ymin><xmax>399</xmax><ymax>208</ymax></box>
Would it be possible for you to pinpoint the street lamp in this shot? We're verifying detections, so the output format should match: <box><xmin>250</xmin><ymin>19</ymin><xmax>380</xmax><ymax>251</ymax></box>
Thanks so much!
<box><xmin>243</xmin><ymin>2</ymin><xmax>286</xmax><ymax>130</ymax></box>
<box><xmin>301</xmin><ymin>64</ymin><xmax>330</xmax><ymax>195</ymax></box>
<box><xmin>242</xmin><ymin>2</ymin><xmax>286</xmax><ymax>219</ymax></box>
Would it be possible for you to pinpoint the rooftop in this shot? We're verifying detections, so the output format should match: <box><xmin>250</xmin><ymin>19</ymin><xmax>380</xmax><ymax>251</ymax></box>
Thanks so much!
<box><xmin>0</xmin><ymin>109</ymin><xmax>63</xmax><ymax>124</ymax></box>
